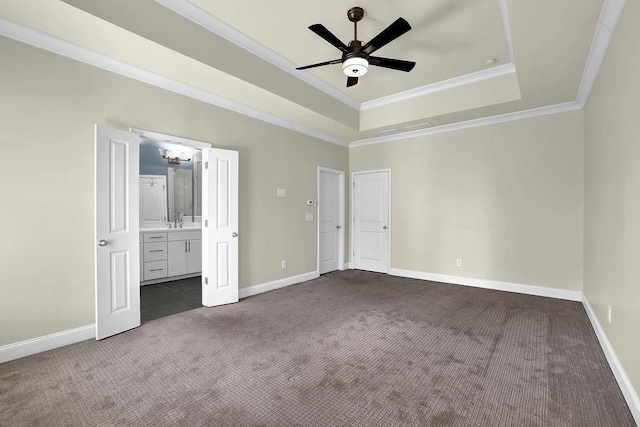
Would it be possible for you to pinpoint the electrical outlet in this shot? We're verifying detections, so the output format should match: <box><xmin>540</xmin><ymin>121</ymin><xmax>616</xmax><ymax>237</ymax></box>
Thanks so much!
<box><xmin>281</xmin><ymin>260</ymin><xmax>287</xmax><ymax>269</ymax></box>
<box><xmin>306</xmin><ymin>213</ymin><xmax>314</xmax><ymax>221</ymax></box>
<box><xmin>277</xmin><ymin>188</ymin><xmax>287</xmax><ymax>197</ymax></box>
<box><xmin>607</xmin><ymin>305</ymin><xmax>612</xmax><ymax>323</ymax></box>
<box><xmin>456</xmin><ymin>259</ymin><xmax>463</xmax><ymax>268</ymax></box>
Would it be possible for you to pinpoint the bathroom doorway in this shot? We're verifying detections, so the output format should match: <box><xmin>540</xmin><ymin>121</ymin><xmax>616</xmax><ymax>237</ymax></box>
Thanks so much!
<box><xmin>138</xmin><ymin>132</ymin><xmax>206</xmax><ymax>323</ymax></box>
<box><xmin>94</xmin><ymin>125</ymin><xmax>240</xmax><ymax>339</ymax></box>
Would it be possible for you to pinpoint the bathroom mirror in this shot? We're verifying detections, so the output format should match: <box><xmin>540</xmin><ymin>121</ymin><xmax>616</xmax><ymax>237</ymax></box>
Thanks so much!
<box><xmin>139</xmin><ymin>139</ymin><xmax>202</xmax><ymax>223</ymax></box>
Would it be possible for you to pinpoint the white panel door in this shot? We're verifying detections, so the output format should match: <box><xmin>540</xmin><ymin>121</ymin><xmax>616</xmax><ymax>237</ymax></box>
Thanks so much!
<box><xmin>353</xmin><ymin>171</ymin><xmax>390</xmax><ymax>273</ymax></box>
<box><xmin>202</xmin><ymin>148</ymin><xmax>239</xmax><ymax>307</ymax></box>
<box><xmin>319</xmin><ymin>170</ymin><xmax>340</xmax><ymax>274</ymax></box>
<box><xmin>95</xmin><ymin>124</ymin><xmax>140</xmax><ymax>340</ymax></box>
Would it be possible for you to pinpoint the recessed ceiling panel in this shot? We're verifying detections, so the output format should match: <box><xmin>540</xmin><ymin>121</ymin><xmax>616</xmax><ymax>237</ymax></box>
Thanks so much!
<box><xmin>190</xmin><ymin>0</ymin><xmax>511</xmax><ymax>102</ymax></box>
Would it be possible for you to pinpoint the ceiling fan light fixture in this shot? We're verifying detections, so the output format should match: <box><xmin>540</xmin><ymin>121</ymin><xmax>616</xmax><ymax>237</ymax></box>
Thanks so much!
<box><xmin>342</xmin><ymin>57</ymin><xmax>369</xmax><ymax>77</ymax></box>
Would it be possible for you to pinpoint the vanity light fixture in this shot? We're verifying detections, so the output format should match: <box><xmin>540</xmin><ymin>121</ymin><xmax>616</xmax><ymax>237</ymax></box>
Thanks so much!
<box><xmin>158</xmin><ymin>148</ymin><xmax>191</xmax><ymax>164</ymax></box>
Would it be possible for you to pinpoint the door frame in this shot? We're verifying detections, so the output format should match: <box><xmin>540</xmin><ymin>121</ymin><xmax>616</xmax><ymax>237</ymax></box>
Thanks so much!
<box><xmin>350</xmin><ymin>169</ymin><xmax>392</xmax><ymax>273</ymax></box>
<box><xmin>130</xmin><ymin>129</ymin><xmax>212</xmax><ymax>290</ymax></box>
<box><xmin>317</xmin><ymin>167</ymin><xmax>346</xmax><ymax>273</ymax></box>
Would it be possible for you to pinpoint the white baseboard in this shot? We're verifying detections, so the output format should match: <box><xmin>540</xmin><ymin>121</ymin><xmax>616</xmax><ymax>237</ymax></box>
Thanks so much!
<box><xmin>582</xmin><ymin>295</ymin><xmax>640</xmax><ymax>424</ymax></box>
<box><xmin>1</xmin><ymin>271</ymin><xmax>319</xmax><ymax>364</ymax></box>
<box><xmin>239</xmin><ymin>271</ymin><xmax>319</xmax><ymax>299</ymax></box>
<box><xmin>0</xmin><ymin>324</ymin><xmax>95</xmax><ymax>364</ymax></box>
<box><xmin>389</xmin><ymin>268</ymin><xmax>582</xmax><ymax>301</ymax></box>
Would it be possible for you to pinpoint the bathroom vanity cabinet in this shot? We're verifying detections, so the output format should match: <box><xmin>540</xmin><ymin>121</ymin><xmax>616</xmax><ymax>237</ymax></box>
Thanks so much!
<box><xmin>140</xmin><ymin>229</ymin><xmax>202</xmax><ymax>283</ymax></box>
<box><xmin>167</xmin><ymin>231</ymin><xmax>202</xmax><ymax>276</ymax></box>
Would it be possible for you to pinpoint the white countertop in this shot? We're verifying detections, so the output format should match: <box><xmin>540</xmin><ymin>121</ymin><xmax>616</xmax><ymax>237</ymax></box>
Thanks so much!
<box><xmin>140</xmin><ymin>226</ymin><xmax>202</xmax><ymax>233</ymax></box>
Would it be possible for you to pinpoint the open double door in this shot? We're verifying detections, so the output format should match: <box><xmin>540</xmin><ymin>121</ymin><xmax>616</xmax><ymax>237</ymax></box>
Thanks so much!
<box><xmin>94</xmin><ymin>125</ymin><xmax>239</xmax><ymax>340</ymax></box>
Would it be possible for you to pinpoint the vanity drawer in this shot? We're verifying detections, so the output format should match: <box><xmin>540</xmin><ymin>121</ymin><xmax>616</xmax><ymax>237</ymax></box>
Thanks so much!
<box><xmin>143</xmin><ymin>233</ymin><xmax>167</xmax><ymax>243</ymax></box>
<box><xmin>144</xmin><ymin>260</ymin><xmax>167</xmax><ymax>280</ymax></box>
<box><xmin>168</xmin><ymin>231</ymin><xmax>201</xmax><ymax>241</ymax></box>
<box><xmin>144</xmin><ymin>242</ymin><xmax>167</xmax><ymax>262</ymax></box>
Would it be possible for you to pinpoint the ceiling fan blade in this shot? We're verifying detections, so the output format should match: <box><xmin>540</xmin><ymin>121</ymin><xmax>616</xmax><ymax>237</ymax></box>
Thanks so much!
<box><xmin>309</xmin><ymin>24</ymin><xmax>349</xmax><ymax>53</ymax></box>
<box><xmin>296</xmin><ymin>59</ymin><xmax>342</xmax><ymax>70</ymax></box>
<box><xmin>363</xmin><ymin>18</ymin><xmax>412</xmax><ymax>55</ymax></box>
<box><xmin>346</xmin><ymin>76</ymin><xmax>359</xmax><ymax>87</ymax></box>
<box><xmin>369</xmin><ymin>56</ymin><xmax>416</xmax><ymax>72</ymax></box>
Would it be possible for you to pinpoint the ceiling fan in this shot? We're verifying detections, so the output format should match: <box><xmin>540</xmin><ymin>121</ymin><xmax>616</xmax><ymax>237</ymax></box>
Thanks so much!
<box><xmin>296</xmin><ymin>7</ymin><xmax>416</xmax><ymax>88</ymax></box>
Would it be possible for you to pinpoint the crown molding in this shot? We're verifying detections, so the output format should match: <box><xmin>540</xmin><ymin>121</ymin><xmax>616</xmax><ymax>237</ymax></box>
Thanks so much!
<box><xmin>361</xmin><ymin>63</ymin><xmax>516</xmax><ymax>111</ymax></box>
<box><xmin>354</xmin><ymin>0</ymin><xmax>517</xmax><ymax>112</ymax></box>
<box><xmin>156</xmin><ymin>0</ymin><xmax>521</xmax><ymax>115</ymax></box>
<box><xmin>155</xmin><ymin>0</ymin><xmax>361</xmax><ymax>111</ymax></box>
<box><xmin>350</xmin><ymin>102</ymin><xmax>582</xmax><ymax>148</ymax></box>
<box><xmin>1</xmin><ymin>0</ymin><xmax>624</xmax><ymax>150</ymax></box>
<box><xmin>576</xmin><ymin>0</ymin><xmax>627</xmax><ymax>106</ymax></box>
<box><xmin>499</xmin><ymin>0</ymin><xmax>516</xmax><ymax>64</ymax></box>
<box><xmin>0</xmin><ymin>17</ymin><xmax>349</xmax><ymax>147</ymax></box>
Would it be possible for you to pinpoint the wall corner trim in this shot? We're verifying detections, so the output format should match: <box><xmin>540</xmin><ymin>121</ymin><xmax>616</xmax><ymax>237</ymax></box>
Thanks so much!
<box><xmin>582</xmin><ymin>295</ymin><xmax>640</xmax><ymax>424</ymax></box>
<box><xmin>389</xmin><ymin>268</ymin><xmax>583</xmax><ymax>301</ymax></box>
<box><xmin>576</xmin><ymin>0</ymin><xmax>628</xmax><ymax>106</ymax></box>
<box><xmin>239</xmin><ymin>271</ymin><xmax>319</xmax><ymax>299</ymax></box>
<box><xmin>342</xmin><ymin>263</ymin><xmax>352</xmax><ymax>270</ymax></box>
<box><xmin>0</xmin><ymin>324</ymin><xmax>95</xmax><ymax>364</ymax></box>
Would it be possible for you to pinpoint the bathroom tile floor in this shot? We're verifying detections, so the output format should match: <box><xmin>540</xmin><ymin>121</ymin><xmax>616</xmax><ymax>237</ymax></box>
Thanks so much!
<box><xmin>141</xmin><ymin>277</ymin><xmax>202</xmax><ymax>322</ymax></box>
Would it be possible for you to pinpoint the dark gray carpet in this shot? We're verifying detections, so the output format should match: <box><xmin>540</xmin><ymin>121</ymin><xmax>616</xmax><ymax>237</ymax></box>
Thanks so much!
<box><xmin>0</xmin><ymin>270</ymin><xmax>635</xmax><ymax>426</ymax></box>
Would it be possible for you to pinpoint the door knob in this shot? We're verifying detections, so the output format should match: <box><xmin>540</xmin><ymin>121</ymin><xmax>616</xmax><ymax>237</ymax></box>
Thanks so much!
<box><xmin>232</xmin><ymin>232</ymin><xmax>238</xmax><ymax>237</ymax></box>
<box><xmin>336</xmin><ymin>225</ymin><xmax>342</xmax><ymax>229</ymax></box>
<box><xmin>383</xmin><ymin>226</ymin><xmax>388</xmax><ymax>230</ymax></box>
<box><xmin>98</xmin><ymin>239</ymin><xmax>108</xmax><ymax>247</ymax></box>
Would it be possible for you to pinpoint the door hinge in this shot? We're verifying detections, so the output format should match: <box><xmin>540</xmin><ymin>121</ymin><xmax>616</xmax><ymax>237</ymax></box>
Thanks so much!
<box><xmin>353</xmin><ymin>217</ymin><xmax>355</xmax><ymax>222</ymax></box>
<box><xmin>353</xmin><ymin>251</ymin><xmax>355</xmax><ymax>256</ymax></box>
<box><xmin>162</xmin><ymin>185</ymin><xmax>165</xmax><ymax>190</ymax></box>
<box><xmin>204</xmin><ymin>219</ymin><xmax>208</xmax><ymax>227</ymax></box>
<box><xmin>352</xmin><ymin>182</ymin><xmax>355</xmax><ymax>188</ymax></box>
<box><xmin>205</xmin><ymin>161</ymin><xmax>209</xmax><ymax>169</ymax></box>
<box><xmin>204</xmin><ymin>277</ymin><xmax>208</xmax><ymax>285</ymax></box>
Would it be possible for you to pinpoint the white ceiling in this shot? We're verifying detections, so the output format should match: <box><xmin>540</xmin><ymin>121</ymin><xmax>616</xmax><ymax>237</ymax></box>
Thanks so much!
<box><xmin>1</xmin><ymin>0</ymin><xmax>607</xmax><ymax>145</ymax></box>
<box><xmin>190</xmin><ymin>0</ymin><xmax>511</xmax><ymax>102</ymax></box>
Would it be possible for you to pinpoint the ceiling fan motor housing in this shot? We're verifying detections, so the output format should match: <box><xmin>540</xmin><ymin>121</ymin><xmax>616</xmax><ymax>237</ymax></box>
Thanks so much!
<box><xmin>342</xmin><ymin>40</ymin><xmax>369</xmax><ymax>76</ymax></box>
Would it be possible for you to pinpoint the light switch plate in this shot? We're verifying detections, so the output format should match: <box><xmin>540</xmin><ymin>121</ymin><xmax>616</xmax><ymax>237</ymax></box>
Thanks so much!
<box><xmin>306</xmin><ymin>213</ymin><xmax>313</xmax><ymax>221</ymax></box>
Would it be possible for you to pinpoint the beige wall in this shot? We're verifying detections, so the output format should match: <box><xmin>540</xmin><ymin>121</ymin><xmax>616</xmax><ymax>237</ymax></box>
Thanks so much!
<box><xmin>584</xmin><ymin>0</ymin><xmax>640</xmax><ymax>398</ymax></box>
<box><xmin>350</xmin><ymin>111</ymin><xmax>584</xmax><ymax>291</ymax></box>
<box><xmin>0</xmin><ymin>38</ymin><xmax>348</xmax><ymax>345</ymax></box>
